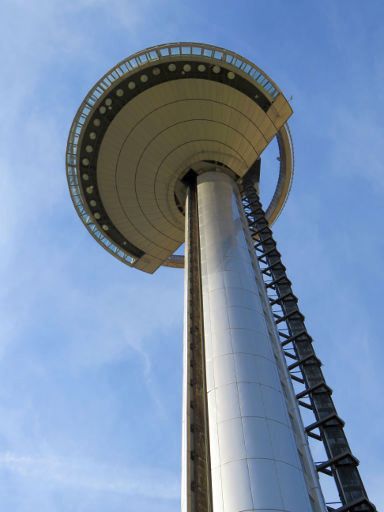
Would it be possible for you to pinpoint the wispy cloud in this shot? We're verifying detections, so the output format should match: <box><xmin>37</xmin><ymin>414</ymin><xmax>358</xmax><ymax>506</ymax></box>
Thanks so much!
<box><xmin>0</xmin><ymin>3</ymin><xmax>184</xmax><ymax>511</ymax></box>
<box><xmin>0</xmin><ymin>451</ymin><xmax>178</xmax><ymax>500</ymax></box>
<box><xmin>0</xmin><ymin>1</ymin><xmax>383</xmax><ymax>510</ymax></box>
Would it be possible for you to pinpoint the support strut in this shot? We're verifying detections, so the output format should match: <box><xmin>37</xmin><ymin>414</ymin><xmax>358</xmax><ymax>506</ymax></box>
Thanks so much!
<box><xmin>242</xmin><ymin>173</ymin><xmax>376</xmax><ymax>512</ymax></box>
<box><xmin>184</xmin><ymin>175</ymin><xmax>213</xmax><ymax>512</ymax></box>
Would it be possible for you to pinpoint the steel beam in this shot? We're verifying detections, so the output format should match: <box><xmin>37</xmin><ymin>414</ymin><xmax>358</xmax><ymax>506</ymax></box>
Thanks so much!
<box><xmin>181</xmin><ymin>175</ymin><xmax>212</xmax><ymax>512</ymax></box>
<box><xmin>242</xmin><ymin>175</ymin><xmax>376</xmax><ymax>512</ymax></box>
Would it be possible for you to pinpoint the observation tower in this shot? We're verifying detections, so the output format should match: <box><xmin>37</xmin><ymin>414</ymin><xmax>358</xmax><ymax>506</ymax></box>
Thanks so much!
<box><xmin>66</xmin><ymin>43</ymin><xmax>376</xmax><ymax>512</ymax></box>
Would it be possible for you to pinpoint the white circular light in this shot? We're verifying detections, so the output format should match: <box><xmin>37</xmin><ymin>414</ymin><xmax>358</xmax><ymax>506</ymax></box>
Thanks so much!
<box><xmin>82</xmin><ymin>174</ymin><xmax>89</xmax><ymax>181</ymax></box>
<box><xmin>140</xmin><ymin>74</ymin><xmax>148</xmax><ymax>83</ymax></box>
<box><xmin>227</xmin><ymin>71</ymin><xmax>235</xmax><ymax>80</ymax></box>
<box><xmin>102</xmin><ymin>224</ymin><xmax>109</xmax><ymax>231</ymax></box>
<box><xmin>82</xmin><ymin>158</ymin><xmax>90</xmax><ymax>166</ymax></box>
<box><xmin>212</xmin><ymin>65</ymin><xmax>221</xmax><ymax>74</ymax></box>
<box><xmin>116</xmin><ymin>88</ymin><xmax>124</xmax><ymax>97</ymax></box>
<box><xmin>152</xmin><ymin>67</ymin><xmax>160</xmax><ymax>75</ymax></box>
<box><xmin>90</xmin><ymin>199</ymin><xmax>97</xmax><ymax>206</ymax></box>
<box><xmin>168</xmin><ymin>63</ymin><xmax>176</xmax><ymax>72</ymax></box>
<box><xmin>128</xmin><ymin>81</ymin><xmax>136</xmax><ymax>90</ymax></box>
<box><xmin>93</xmin><ymin>119</ymin><xmax>101</xmax><ymax>127</ymax></box>
<box><xmin>99</xmin><ymin>106</ymin><xmax>106</xmax><ymax>114</ymax></box>
<box><xmin>85</xmin><ymin>145</ymin><xmax>93</xmax><ymax>153</ymax></box>
<box><xmin>197</xmin><ymin>64</ymin><xmax>206</xmax><ymax>72</ymax></box>
<box><xmin>94</xmin><ymin>212</ymin><xmax>101</xmax><ymax>220</ymax></box>
<box><xmin>183</xmin><ymin>64</ymin><xmax>191</xmax><ymax>72</ymax></box>
<box><xmin>86</xmin><ymin>186</ymin><xmax>94</xmax><ymax>194</ymax></box>
<box><xmin>105</xmin><ymin>98</ymin><xmax>112</xmax><ymax>106</ymax></box>
<box><xmin>89</xmin><ymin>132</ymin><xmax>96</xmax><ymax>140</ymax></box>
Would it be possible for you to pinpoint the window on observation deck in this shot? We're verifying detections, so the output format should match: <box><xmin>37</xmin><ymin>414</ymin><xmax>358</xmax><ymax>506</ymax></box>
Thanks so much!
<box><xmin>234</xmin><ymin>58</ymin><xmax>243</xmax><ymax>68</ymax></box>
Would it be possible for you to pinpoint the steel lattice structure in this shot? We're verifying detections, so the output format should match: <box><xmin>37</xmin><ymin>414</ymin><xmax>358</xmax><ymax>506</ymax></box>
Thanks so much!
<box><xmin>241</xmin><ymin>170</ymin><xmax>376</xmax><ymax>512</ymax></box>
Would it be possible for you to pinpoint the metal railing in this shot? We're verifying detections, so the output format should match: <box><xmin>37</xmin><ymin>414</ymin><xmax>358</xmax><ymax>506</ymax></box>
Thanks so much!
<box><xmin>66</xmin><ymin>43</ymin><xmax>281</xmax><ymax>266</ymax></box>
<box><xmin>66</xmin><ymin>146</ymin><xmax>136</xmax><ymax>265</ymax></box>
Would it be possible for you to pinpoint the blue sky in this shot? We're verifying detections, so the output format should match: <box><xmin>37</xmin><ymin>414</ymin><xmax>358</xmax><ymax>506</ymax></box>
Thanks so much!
<box><xmin>1</xmin><ymin>0</ymin><xmax>383</xmax><ymax>510</ymax></box>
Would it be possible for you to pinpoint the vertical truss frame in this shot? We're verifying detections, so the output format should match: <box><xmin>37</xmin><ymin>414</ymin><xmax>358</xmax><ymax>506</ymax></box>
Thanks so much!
<box><xmin>241</xmin><ymin>176</ymin><xmax>376</xmax><ymax>512</ymax></box>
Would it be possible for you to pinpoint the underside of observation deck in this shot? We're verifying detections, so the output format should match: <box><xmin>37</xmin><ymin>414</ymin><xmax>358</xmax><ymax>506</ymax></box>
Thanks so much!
<box><xmin>66</xmin><ymin>43</ymin><xmax>293</xmax><ymax>273</ymax></box>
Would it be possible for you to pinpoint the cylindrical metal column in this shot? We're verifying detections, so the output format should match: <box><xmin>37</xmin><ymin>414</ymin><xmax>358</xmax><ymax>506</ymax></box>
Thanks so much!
<box><xmin>197</xmin><ymin>170</ymin><xmax>314</xmax><ymax>512</ymax></box>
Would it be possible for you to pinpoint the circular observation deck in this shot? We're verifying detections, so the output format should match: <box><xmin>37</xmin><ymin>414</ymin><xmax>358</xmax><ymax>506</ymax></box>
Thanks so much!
<box><xmin>66</xmin><ymin>42</ymin><xmax>294</xmax><ymax>273</ymax></box>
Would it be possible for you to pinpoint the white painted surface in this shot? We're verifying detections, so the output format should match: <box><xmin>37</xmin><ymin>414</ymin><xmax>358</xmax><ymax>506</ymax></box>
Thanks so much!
<box><xmin>197</xmin><ymin>171</ymin><xmax>315</xmax><ymax>512</ymax></box>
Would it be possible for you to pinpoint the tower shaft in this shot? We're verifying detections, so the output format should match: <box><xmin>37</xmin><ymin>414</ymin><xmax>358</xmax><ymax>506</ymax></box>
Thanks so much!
<box><xmin>182</xmin><ymin>170</ymin><xmax>323</xmax><ymax>512</ymax></box>
<box><xmin>66</xmin><ymin>41</ymin><xmax>377</xmax><ymax>512</ymax></box>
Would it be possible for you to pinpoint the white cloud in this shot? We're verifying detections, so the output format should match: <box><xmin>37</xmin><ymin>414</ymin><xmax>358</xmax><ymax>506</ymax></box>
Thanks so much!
<box><xmin>0</xmin><ymin>451</ymin><xmax>178</xmax><ymax>500</ymax></box>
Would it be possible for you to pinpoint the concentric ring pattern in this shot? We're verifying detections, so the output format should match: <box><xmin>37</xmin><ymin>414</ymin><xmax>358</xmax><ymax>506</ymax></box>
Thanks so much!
<box><xmin>66</xmin><ymin>42</ymin><xmax>293</xmax><ymax>273</ymax></box>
